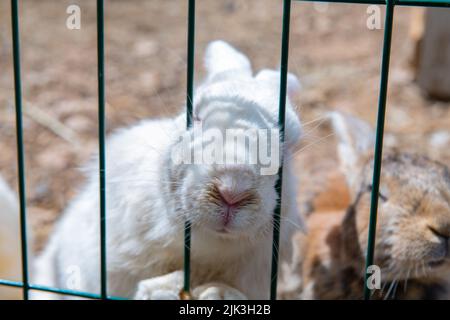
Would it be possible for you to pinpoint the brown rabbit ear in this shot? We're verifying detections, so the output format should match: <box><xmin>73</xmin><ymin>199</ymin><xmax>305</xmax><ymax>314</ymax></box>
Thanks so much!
<box><xmin>328</xmin><ymin>112</ymin><xmax>375</xmax><ymax>192</ymax></box>
<box><xmin>340</xmin><ymin>196</ymin><xmax>364</xmax><ymax>265</ymax></box>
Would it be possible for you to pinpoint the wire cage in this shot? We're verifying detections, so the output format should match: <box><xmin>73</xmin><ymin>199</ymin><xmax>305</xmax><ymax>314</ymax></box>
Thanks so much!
<box><xmin>1</xmin><ymin>0</ymin><xmax>449</xmax><ymax>300</ymax></box>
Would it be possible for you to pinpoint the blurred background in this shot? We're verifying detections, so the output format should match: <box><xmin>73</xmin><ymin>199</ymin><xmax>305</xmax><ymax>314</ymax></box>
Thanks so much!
<box><xmin>0</xmin><ymin>0</ymin><xmax>449</xmax><ymax>251</ymax></box>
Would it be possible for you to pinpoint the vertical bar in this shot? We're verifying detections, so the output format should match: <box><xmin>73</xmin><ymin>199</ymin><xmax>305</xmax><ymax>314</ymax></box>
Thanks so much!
<box><xmin>11</xmin><ymin>0</ymin><xmax>29</xmax><ymax>301</ymax></box>
<box><xmin>270</xmin><ymin>0</ymin><xmax>291</xmax><ymax>301</ymax></box>
<box><xmin>186</xmin><ymin>0</ymin><xmax>195</xmax><ymax>129</ymax></box>
<box><xmin>364</xmin><ymin>0</ymin><xmax>395</xmax><ymax>300</ymax></box>
<box><xmin>96</xmin><ymin>0</ymin><xmax>107</xmax><ymax>300</ymax></box>
<box><xmin>183</xmin><ymin>0</ymin><xmax>195</xmax><ymax>297</ymax></box>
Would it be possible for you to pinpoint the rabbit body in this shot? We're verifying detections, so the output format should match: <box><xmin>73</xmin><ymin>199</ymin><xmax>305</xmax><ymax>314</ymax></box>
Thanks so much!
<box><xmin>282</xmin><ymin>112</ymin><xmax>450</xmax><ymax>300</ymax></box>
<box><xmin>33</xmin><ymin>41</ymin><xmax>303</xmax><ymax>300</ymax></box>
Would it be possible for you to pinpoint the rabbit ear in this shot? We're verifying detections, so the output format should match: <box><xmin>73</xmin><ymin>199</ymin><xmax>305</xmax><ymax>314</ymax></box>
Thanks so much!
<box><xmin>328</xmin><ymin>111</ymin><xmax>375</xmax><ymax>189</ymax></box>
<box><xmin>0</xmin><ymin>175</ymin><xmax>18</xmax><ymax>216</ymax></box>
<box><xmin>204</xmin><ymin>40</ymin><xmax>252</xmax><ymax>80</ymax></box>
<box><xmin>255</xmin><ymin>69</ymin><xmax>301</xmax><ymax>98</ymax></box>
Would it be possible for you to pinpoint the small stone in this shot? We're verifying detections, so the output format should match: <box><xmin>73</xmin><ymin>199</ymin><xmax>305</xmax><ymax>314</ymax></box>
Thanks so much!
<box><xmin>133</xmin><ymin>40</ymin><xmax>158</xmax><ymax>58</ymax></box>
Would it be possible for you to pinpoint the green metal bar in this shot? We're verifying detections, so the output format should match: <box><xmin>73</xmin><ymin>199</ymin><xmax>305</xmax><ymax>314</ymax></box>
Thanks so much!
<box><xmin>270</xmin><ymin>0</ymin><xmax>291</xmax><ymax>301</ymax></box>
<box><xmin>293</xmin><ymin>0</ymin><xmax>450</xmax><ymax>7</ymax></box>
<box><xmin>398</xmin><ymin>0</ymin><xmax>450</xmax><ymax>6</ymax></box>
<box><xmin>363</xmin><ymin>0</ymin><xmax>395</xmax><ymax>300</ymax></box>
<box><xmin>183</xmin><ymin>0</ymin><xmax>195</xmax><ymax>297</ymax></box>
<box><xmin>10</xmin><ymin>0</ymin><xmax>30</xmax><ymax>301</ymax></box>
<box><xmin>3</xmin><ymin>0</ymin><xmax>447</xmax><ymax>304</ymax></box>
<box><xmin>0</xmin><ymin>279</ymin><xmax>126</xmax><ymax>300</ymax></box>
<box><xmin>183</xmin><ymin>221</ymin><xmax>191</xmax><ymax>296</ymax></box>
<box><xmin>97</xmin><ymin>0</ymin><xmax>107</xmax><ymax>300</ymax></box>
<box><xmin>186</xmin><ymin>0</ymin><xmax>195</xmax><ymax>129</ymax></box>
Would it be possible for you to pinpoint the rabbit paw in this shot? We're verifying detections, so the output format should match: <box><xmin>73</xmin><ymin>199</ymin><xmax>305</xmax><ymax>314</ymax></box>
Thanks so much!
<box><xmin>192</xmin><ymin>283</ymin><xmax>248</xmax><ymax>300</ymax></box>
<box><xmin>134</xmin><ymin>270</ymin><xmax>184</xmax><ymax>300</ymax></box>
<box><xmin>134</xmin><ymin>271</ymin><xmax>247</xmax><ymax>300</ymax></box>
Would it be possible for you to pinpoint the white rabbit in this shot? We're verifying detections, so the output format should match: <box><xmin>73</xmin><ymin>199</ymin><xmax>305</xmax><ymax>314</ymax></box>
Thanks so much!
<box><xmin>0</xmin><ymin>175</ymin><xmax>21</xmax><ymax>300</ymax></box>
<box><xmin>33</xmin><ymin>40</ymin><xmax>303</xmax><ymax>300</ymax></box>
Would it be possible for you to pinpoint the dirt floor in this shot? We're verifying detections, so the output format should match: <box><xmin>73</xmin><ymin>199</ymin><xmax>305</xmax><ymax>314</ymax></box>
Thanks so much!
<box><xmin>1</xmin><ymin>0</ymin><xmax>450</xmax><ymax>251</ymax></box>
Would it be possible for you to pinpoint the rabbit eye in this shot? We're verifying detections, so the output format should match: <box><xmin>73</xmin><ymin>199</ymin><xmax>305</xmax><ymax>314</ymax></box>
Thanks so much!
<box><xmin>367</xmin><ymin>185</ymin><xmax>388</xmax><ymax>202</ymax></box>
<box><xmin>379</xmin><ymin>192</ymin><xmax>388</xmax><ymax>202</ymax></box>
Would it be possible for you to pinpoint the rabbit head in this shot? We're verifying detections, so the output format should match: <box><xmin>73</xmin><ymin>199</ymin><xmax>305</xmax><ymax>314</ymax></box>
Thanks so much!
<box><xmin>165</xmin><ymin>41</ymin><xmax>303</xmax><ymax>242</ymax></box>
<box><xmin>331</xmin><ymin>111</ymin><xmax>450</xmax><ymax>283</ymax></box>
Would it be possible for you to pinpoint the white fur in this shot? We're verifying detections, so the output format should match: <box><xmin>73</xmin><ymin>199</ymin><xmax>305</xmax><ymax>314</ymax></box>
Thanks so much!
<box><xmin>204</xmin><ymin>40</ymin><xmax>252</xmax><ymax>81</ymax></box>
<box><xmin>0</xmin><ymin>175</ymin><xmax>21</xmax><ymax>299</ymax></box>
<box><xmin>33</xmin><ymin>41</ymin><xmax>303</xmax><ymax>300</ymax></box>
<box><xmin>328</xmin><ymin>112</ymin><xmax>374</xmax><ymax>191</ymax></box>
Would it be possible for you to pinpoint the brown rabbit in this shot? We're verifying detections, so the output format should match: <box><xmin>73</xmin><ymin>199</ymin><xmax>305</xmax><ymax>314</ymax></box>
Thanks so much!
<box><xmin>283</xmin><ymin>112</ymin><xmax>450</xmax><ymax>300</ymax></box>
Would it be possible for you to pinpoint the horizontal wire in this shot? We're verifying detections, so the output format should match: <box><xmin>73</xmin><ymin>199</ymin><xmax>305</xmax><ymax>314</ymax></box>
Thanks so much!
<box><xmin>294</xmin><ymin>0</ymin><xmax>450</xmax><ymax>7</ymax></box>
<box><xmin>0</xmin><ymin>279</ymin><xmax>126</xmax><ymax>300</ymax></box>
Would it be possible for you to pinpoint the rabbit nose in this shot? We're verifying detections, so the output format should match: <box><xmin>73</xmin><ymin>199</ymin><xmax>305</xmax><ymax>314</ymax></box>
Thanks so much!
<box><xmin>428</xmin><ymin>226</ymin><xmax>449</xmax><ymax>258</ymax></box>
<box><xmin>217</xmin><ymin>187</ymin><xmax>251</xmax><ymax>207</ymax></box>
<box><xmin>211</xmin><ymin>180</ymin><xmax>257</xmax><ymax>226</ymax></box>
<box><xmin>429</xmin><ymin>226</ymin><xmax>450</xmax><ymax>241</ymax></box>
<box><xmin>215</xmin><ymin>187</ymin><xmax>254</xmax><ymax>227</ymax></box>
